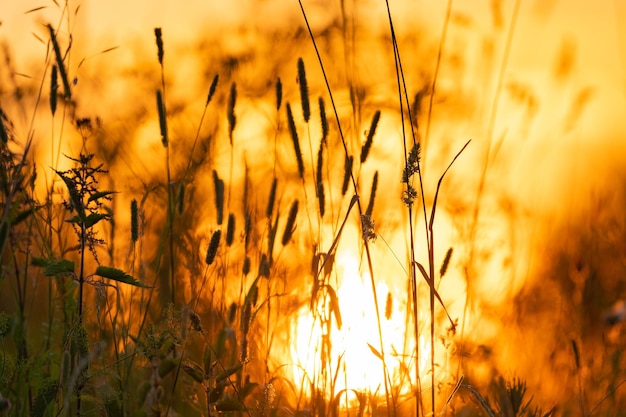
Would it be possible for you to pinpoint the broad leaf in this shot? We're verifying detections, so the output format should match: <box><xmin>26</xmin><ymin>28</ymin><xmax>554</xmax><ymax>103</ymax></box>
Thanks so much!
<box><xmin>32</xmin><ymin>257</ymin><xmax>75</xmax><ymax>276</ymax></box>
<box><xmin>87</xmin><ymin>190</ymin><xmax>118</xmax><ymax>203</ymax></box>
<box><xmin>95</xmin><ymin>266</ymin><xmax>151</xmax><ymax>288</ymax></box>
<box><xmin>182</xmin><ymin>360</ymin><xmax>205</xmax><ymax>383</ymax></box>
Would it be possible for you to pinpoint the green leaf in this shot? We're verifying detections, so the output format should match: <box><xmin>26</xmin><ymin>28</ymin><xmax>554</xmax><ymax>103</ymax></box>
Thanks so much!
<box><xmin>32</xmin><ymin>257</ymin><xmax>75</xmax><ymax>276</ymax></box>
<box><xmin>203</xmin><ymin>345</ymin><xmax>212</xmax><ymax>375</ymax></box>
<box><xmin>95</xmin><ymin>266</ymin><xmax>151</xmax><ymax>288</ymax></box>
<box><xmin>216</xmin><ymin>327</ymin><xmax>236</xmax><ymax>359</ymax></box>
<box><xmin>182</xmin><ymin>360</ymin><xmax>205</xmax><ymax>383</ymax></box>
<box><xmin>87</xmin><ymin>190</ymin><xmax>118</xmax><ymax>203</ymax></box>
<box><xmin>12</xmin><ymin>207</ymin><xmax>36</xmax><ymax>225</ymax></box>
<box><xmin>215</xmin><ymin>363</ymin><xmax>242</xmax><ymax>382</ymax></box>
<box><xmin>32</xmin><ymin>379</ymin><xmax>59</xmax><ymax>417</ymax></box>
<box><xmin>159</xmin><ymin>357</ymin><xmax>179</xmax><ymax>378</ymax></box>
<box><xmin>84</xmin><ymin>212</ymin><xmax>108</xmax><ymax>228</ymax></box>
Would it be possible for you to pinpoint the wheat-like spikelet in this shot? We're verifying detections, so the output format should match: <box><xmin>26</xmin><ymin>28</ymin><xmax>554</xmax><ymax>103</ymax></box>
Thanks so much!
<box><xmin>317</xmin><ymin>182</ymin><xmax>325</xmax><ymax>218</ymax></box>
<box><xmin>205</xmin><ymin>229</ymin><xmax>221</xmax><ymax>266</ymax></box>
<box><xmin>318</xmin><ymin>97</ymin><xmax>328</xmax><ymax>144</ymax></box>
<box><xmin>440</xmin><ymin>247</ymin><xmax>453</xmax><ymax>277</ymax></box>
<box><xmin>341</xmin><ymin>155</ymin><xmax>353</xmax><ymax>196</ymax></box>
<box><xmin>286</xmin><ymin>103</ymin><xmax>305</xmax><ymax>179</ymax></box>
<box><xmin>228</xmin><ymin>302</ymin><xmax>237</xmax><ymax>325</ymax></box>
<box><xmin>297</xmin><ymin>58</ymin><xmax>310</xmax><ymax>122</ymax></box>
<box><xmin>276</xmin><ymin>77</ymin><xmax>283</xmax><ymax>111</ymax></box>
<box><xmin>156</xmin><ymin>90</ymin><xmax>168</xmax><ymax>147</ymax></box>
<box><xmin>244</xmin><ymin>211</ymin><xmax>252</xmax><ymax>249</ymax></box>
<box><xmin>228</xmin><ymin>82</ymin><xmax>237</xmax><ymax>144</ymax></box>
<box><xmin>177</xmin><ymin>183</ymin><xmax>185</xmax><ymax>215</ymax></box>
<box><xmin>242</xmin><ymin>256</ymin><xmax>251</xmax><ymax>276</ymax></box>
<box><xmin>130</xmin><ymin>199</ymin><xmax>139</xmax><ymax>243</ymax></box>
<box><xmin>385</xmin><ymin>291</ymin><xmax>393</xmax><ymax>320</ymax></box>
<box><xmin>316</xmin><ymin>142</ymin><xmax>324</xmax><ymax>187</ymax></box>
<box><xmin>281</xmin><ymin>200</ymin><xmax>299</xmax><ymax>245</ymax></box>
<box><xmin>266</xmin><ymin>177</ymin><xmax>277</xmax><ymax>219</ymax></box>
<box><xmin>365</xmin><ymin>171</ymin><xmax>378</xmax><ymax>217</ymax></box>
<box><xmin>360</xmin><ymin>110</ymin><xmax>380</xmax><ymax>164</ymax></box>
<box><xmin>240</xmin><ymin>300</ymin><xmax>252</xmax><ymax>335</ymax></box>
<box><xmin>206</xmin><ymin>74</ymin><xmax>219</xmax><ymax>105</ymax></box>
<box><xmin>212</xmin><ymin>170</ymin><xmax>224</xmax><ymax>225</ymax></box>
<box><xmin>0</xmin><ymin>109</ymin><xmax>8</xmax><ymax>144</ymax></box>
<box><xmin>47</xmin><ymin>24</ymin><xmax>71</xmax><ymax>99</ymax></box>
<box><xmin>154</xmin><ymin>28</ymin><xmax>164</xmax><ymax>65</ymax></box>
<box><xmin>226</xmin><ymin>213</ymin><xmax>235</xmax><ymax>246</ymax></box>
<box><xmin>259</xmin><ymin>253</ymin><xmax>270</xmax><ymax>278</ymax></box>
<box><xmin>316</xmin><ymin>142</ymin><xmax>325</xmax><ymax>217</ymax></box>
<box><xmin>50</xmin><ymin>65</ymin><xmax>58</xmax><ymax>115</ymax></box>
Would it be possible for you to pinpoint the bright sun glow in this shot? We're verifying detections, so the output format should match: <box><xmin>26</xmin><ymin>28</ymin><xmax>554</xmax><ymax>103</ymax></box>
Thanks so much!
<box><xmin>291</xmin><ymin>251</ymin><xmax>431</xmax><ymax>399</ymax></box>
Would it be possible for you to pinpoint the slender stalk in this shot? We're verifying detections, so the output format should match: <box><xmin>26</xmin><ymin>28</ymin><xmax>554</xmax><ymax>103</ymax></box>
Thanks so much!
<box><xmin>297</xmin><ymin>2</ymin><xmax>393</xmax><ymax>415</ymax></box>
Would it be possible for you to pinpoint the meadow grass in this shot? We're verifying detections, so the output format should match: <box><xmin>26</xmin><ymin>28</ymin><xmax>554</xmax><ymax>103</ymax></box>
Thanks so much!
<box><xmin>1</xmin><ymin>2</ymin><xmax>625</xmax><ymax>417</ymax></box>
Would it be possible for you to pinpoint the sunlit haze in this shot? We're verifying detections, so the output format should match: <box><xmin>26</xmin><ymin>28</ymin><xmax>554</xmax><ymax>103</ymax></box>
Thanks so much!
<box><xmin>2</xmin><ymin>0</ymin><xmax>626</xmax><ymax>415</ymax></box>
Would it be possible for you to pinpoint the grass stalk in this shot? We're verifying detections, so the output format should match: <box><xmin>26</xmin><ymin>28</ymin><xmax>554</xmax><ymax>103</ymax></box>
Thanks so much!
<box><xmin>297</xmin><ymin>2</ymin><xmax>394</xmax><ymax>416</ymax></box>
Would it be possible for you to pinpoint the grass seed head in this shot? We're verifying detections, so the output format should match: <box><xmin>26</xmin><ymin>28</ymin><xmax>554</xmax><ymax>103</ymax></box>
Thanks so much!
<box><xmin>205</xmin><ymin>229</ymin><xmax>221</xmax><ymax>266</ymax></box>
<box><xmin>341</xmin><ymin>155</ymin><xmax>353</xmax><ymax>196</ymax></box>
<box><xmin>360</xmin><ymin>110</ymin><xmax>380</xmax><ymax>163</ymax></box>
<box><xmin>297</xmin><ymin>57</ymin><xmax>310</xmax><ymax>122</ymax></box>
<box><xmin>130</xmin><ymin>199</ymin><xmax>139</xmax><ymax>242</ymax></box>
<box><xmin>318</xmin><ymin>97</ymin><xmax>328</xmax><ymax>144</ymax></box>
<box><xmin>242</xmin><ymin>256</ymin><xmax>251</xmax><ymax>275</ymax></box>
<box><xmin>228</xmin><ymin>82</ymin><xmax>237</xmax><ymax>143</ymax></box>
<box><xmin>228</xmin><ymin>302</ymin><xmax>237</xmax><ymax>325</ymax></box>
<box><xmin>206</xmin><ymin>74</ymin><xmax>219</xmax><ymax>105</ymax></box>
<box><xmin>154</xmin><ymin>27</ymin><xmax>164</xmax><ymax>65</ymax></box>
<box><xmin>213</xmin><ymin>170</ymin><xmax>224</xmax><ymax>225</ymax></box>
<box><xmin>47</xmin><ymin>24</ymin><xmax>71</xmax><ymax>99</ymax></box>
<box><xmin>365</xmin><ymin>171</ymin><xmax>378</xmax><ymax>217</ymax></box>
<box><xmin>50</xmin><ymin>65</ymin><xmax>58</xmax><ymax>115</ymax></box>
<box><xmin>281</xmin><ymin>199</ymin><xmax>299</xmax><ymax>245</ymax></box>
<box><xmin>259</xmin><ymin>253</ymin><xmax>270</xmax><ymax>278</ymax></box>
<box><xmin>276</xmin><ymin>77</ymin><xmax>283</xmax><ymax>111</ymax></box>
<box><xmin>385</xmin><ymin>291</ymin><xmax>393</xmax><ymax>320</ymax></box>
<box><xmin>286</xmin><ymin>103</ymin><xmax>304</xmax><ymax>179</ymax></box>
<box><xmin>226</xmin><ymin>213</ymin><xmax>235</xmax><ymax>246</ymax></box>
<box><xmin>440</xmin><ymin>247</ymin><xmax>453</xmax><ymax>277</ymax></box>
<box><xmin>156</xmin><ymin>89</ymin><xmax>168</xmax><ymax>147</ymax></box>
<box><xmin>266</xmin><ymin>177</ymin><xmax>277</xmax><ymax>219</ymax></box>
<box><xmin>317</xmin><ymin>182</ymin><xmax>325</xmax><ymax>218</ymax></box>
